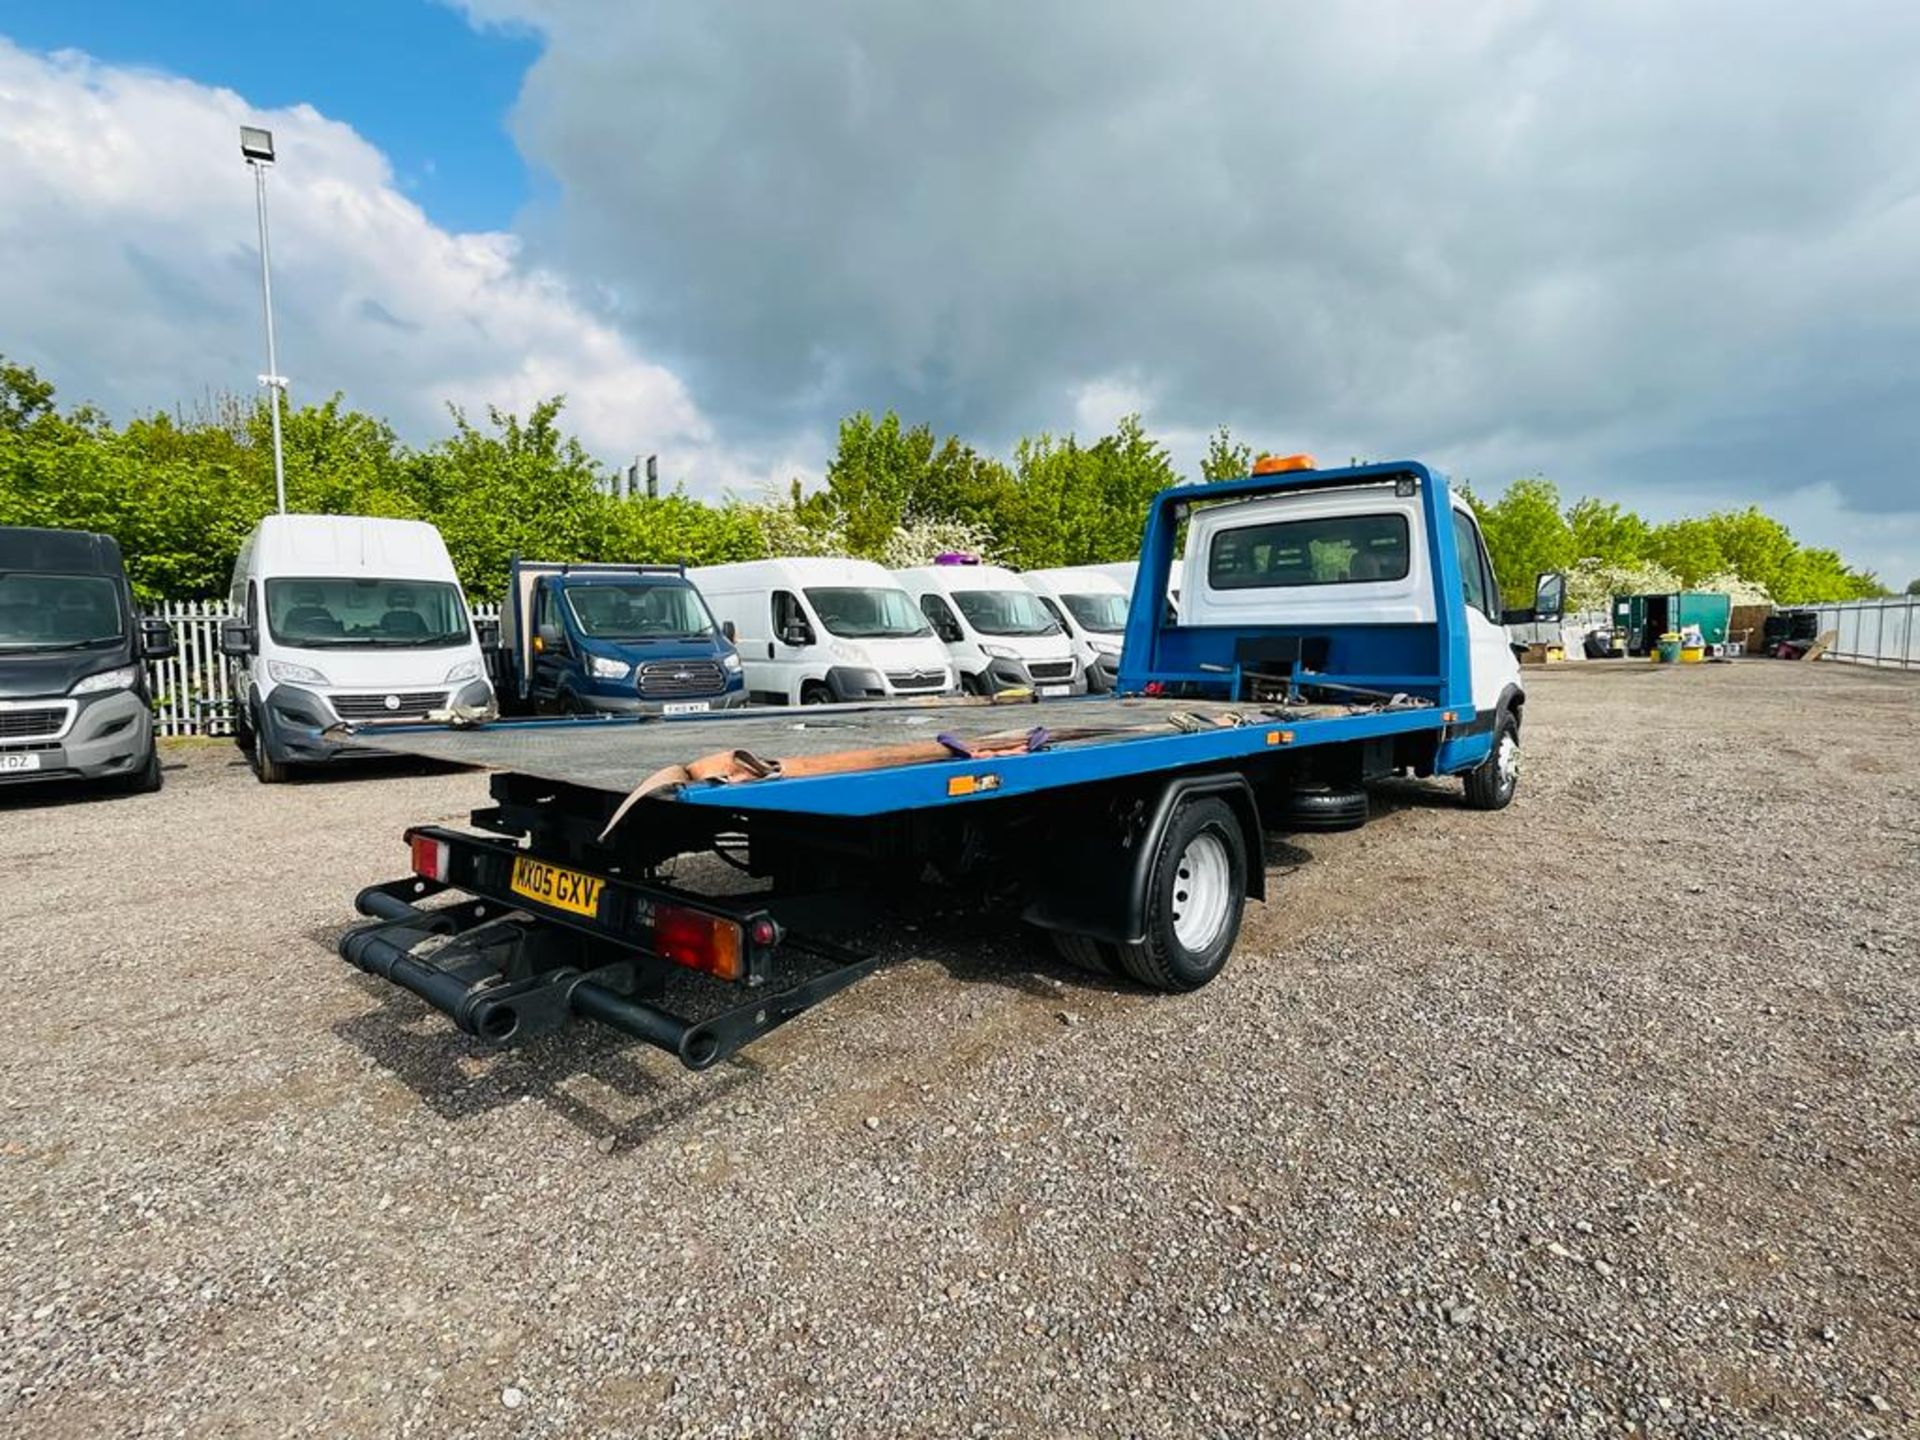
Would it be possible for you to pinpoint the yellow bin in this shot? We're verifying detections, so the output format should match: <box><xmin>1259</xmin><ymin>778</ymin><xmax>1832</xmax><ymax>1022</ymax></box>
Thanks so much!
<box><xmin>1680</xmin><ymin>645</ymin><xmax>1706</xmax><ymax>663</ymax></box>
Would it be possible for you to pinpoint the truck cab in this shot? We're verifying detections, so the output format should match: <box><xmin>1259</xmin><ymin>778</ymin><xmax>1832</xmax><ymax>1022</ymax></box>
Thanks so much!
<box><xmin>0</xmin><ymin>526</ymin><xmax>176</xmax><ymax>794</ymax></box>
<box><xmin>897</xmin><ymin>559</ymin><xmax>1086</xmax><ymax>697</ymax></box>
<box><xmin>497</xmin><ymin>561</ymin><xmax>746</xmax><ymax>716</ymax></box>
<box><xmin>1137</xmin><ymin>457</ymin><xmax>1561</xmax><ymax>797</ymax></box>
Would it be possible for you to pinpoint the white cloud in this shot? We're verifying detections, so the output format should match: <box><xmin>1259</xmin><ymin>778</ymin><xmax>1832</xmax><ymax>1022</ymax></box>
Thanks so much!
<box><xmin>472</xmin><ymin>0</ymin><xmax>1920</xmax><ymax>582</ymax></box>
<box><xmin>0</xmin><ymin>40</ymin><xmax>767</xmax><ymax>492</ymax></box>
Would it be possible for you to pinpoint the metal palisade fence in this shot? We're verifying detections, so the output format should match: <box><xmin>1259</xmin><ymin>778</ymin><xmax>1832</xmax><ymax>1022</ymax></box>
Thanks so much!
<box><xmin>1799</xmin><ymin>597</ymin><xmax>1919</xmax><ymax>669</ymax></box>
<box><xmin>141</xmin><ymin>599</ymin><xmax>504</xmax><ymax>738</ymax></box>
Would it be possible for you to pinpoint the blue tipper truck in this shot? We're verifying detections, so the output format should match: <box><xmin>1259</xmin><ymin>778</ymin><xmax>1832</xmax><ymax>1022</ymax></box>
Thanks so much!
<box><xmin>337</xmin><ymin>460</ymin><xmax>1558</xmax><ymax>1069</ymax></box>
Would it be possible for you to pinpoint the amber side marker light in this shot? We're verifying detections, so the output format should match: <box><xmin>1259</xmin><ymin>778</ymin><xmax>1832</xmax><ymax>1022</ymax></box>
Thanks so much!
<box><xmin>1251</xmin><ymin>453</ymin><xmax>1317</xmax><ymax>475</ymax></box>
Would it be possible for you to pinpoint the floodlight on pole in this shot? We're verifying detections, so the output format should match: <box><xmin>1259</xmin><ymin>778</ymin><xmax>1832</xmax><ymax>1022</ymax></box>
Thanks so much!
<box><xmin>241</xmin><ymin>124</ymin><xmax>288</xmax><ymax>514</ymax></box>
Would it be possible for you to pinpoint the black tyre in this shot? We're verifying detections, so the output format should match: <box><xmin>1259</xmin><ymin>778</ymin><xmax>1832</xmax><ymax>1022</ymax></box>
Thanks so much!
<box><xmin>120</xmin><ymin>748</ymin><xmax>163</xmax><ymax>794</ymax></box>
<box><xmin>1463</xmin><ymin>712</ymin><xmax>1520</xmax><ymax>810</ymax></box>
<box><xmin>1276</xmin><ymin>781</ymin><xmax>1369</xmax><ymax>832</ymax></box>
<box><xmin>1111</xmin><ymin>796</ymin><xmax>1248</xmax><ymax>992</ymax></box>
<box><xmin>1051</xmin><ymin>930</ymin><xmax>1117</xmax><ymax>976</ymax></box>
<box><xmin>250</xmin><ymin>708</ymin><xmax>290</xmax><ymax>784</ymax></box>
<box><xmin>799</xmin><ymin>682</ymin><xmax>833</xmax><ymax>705</ymax></box>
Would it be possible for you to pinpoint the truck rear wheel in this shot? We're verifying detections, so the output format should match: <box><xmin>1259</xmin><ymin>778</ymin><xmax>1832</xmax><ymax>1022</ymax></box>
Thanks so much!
<box><xmin>1463</xmin><ymin>713</ymin><xmax>1519</xmax><ymax>810</ymax></box>
<box><xmin>1111</xmin><ymin>796</ymin><xmax>1247</xmax><ymax>992</ymax></box>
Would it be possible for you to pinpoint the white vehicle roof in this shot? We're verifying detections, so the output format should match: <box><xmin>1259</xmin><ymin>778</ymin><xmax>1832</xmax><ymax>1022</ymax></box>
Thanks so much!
<box><xmin>1023</xmin><ymin>566</ymin><xmax>1128</xmax><ymax>598</ymax></box>
<box><xmin>895</xmin><ymin>562</ymin><xmax>1029</xmax><ymax>596</ymax></box>
<box><xmin>693</xmin><ymin>556</ymin><xmax>904</xmax><ymax>590</ymax></box>
<box><xmin>242</xmin><ymin>514</ymin><xmax>458</xmax><ymax>582</ymax></box>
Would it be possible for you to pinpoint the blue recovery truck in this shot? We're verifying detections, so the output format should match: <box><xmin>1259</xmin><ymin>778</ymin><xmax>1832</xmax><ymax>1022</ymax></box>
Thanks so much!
<box><xmin>487</xmin><ymin>558</ymin><xmax>748</xmax><ymax>717</ymax></box>
<box><xmin>338</xmin><ymin>461</ymin><xmax>1559</xmax><ymax>1069</ymax></box>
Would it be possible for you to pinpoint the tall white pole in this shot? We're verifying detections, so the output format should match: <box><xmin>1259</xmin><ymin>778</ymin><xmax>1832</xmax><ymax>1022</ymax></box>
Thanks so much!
<box><xmin>251</xmin><ymin>158</ymin><xmax>288</xmax><ymax>514</ymax></box>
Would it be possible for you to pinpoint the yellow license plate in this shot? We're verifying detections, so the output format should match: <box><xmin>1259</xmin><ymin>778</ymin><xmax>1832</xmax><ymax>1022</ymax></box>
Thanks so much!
<box><xmin>510</xmin><ymin>855</ymin><xmax>606</xmax><ymax>919</ymax></box>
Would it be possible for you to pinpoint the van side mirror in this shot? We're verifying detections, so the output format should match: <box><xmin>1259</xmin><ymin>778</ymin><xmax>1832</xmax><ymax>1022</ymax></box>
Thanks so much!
<box><xmin>535</xmin><ymin>622</ymin><xmax>565</xmax><ymax>653</ymax></box>
<box><xmin>1532</xmin><ymin>571</ymin><xmax>1566</xmax><ymax>624</ymax></box>
<box><xmin>721</xmin><ymin>619</ymin><xmax>737</xmax><ymax>642</ymax></box>
<box><xmin>218</xmin><ymin>619</ymin><xmax>256</xmax><ymax>657</ymax></box>
<box><xmin>781</xmin><ymin>622</ymin><xmax>814</xmax><ymax>648</ymax></box>
<box><xmin>1502</xmin><ymin>571</ymin><xmax>1567</xmax><ymax>626</ymax></box>
<box><xmin>139</xmin><ymin>617</ymin><xmax>178</xmax><ymax>661</ymax></box>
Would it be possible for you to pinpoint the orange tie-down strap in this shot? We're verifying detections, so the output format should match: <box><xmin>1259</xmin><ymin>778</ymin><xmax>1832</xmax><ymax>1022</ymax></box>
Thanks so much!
<box><xmin>596</xmin><ymin>713</ymin><xmax>1247</xmax><ymax>841</ymax></box>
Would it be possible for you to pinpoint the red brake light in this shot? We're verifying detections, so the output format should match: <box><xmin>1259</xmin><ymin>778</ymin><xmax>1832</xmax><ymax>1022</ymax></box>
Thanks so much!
<box><xmin>654</xmin><ymin>905</ymin><xmax>743</xmax><ymax>981</ymax></box>
<box><xmin>409</xmin><ymin>832</ymin><xmax>450</xmax><ymax>882</ymax></box>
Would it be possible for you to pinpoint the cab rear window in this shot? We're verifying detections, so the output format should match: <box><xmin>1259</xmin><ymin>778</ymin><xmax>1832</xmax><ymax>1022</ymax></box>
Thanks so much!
<box><xmin>1207</xmin><ymin>514</ymin><xmax>1410</xmax><ymax>589</ymax></box>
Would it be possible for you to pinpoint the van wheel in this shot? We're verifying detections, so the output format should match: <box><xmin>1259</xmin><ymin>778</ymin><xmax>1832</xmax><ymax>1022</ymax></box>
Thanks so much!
<box><xmin>1111</xmin><ymin>796</ymin><xmax>1247</xmax><ymax>992</ymax></box>
<box><xmin>120</xmin><ymin>749</ymin><xmax>163</xmax><ymax>794</ymax></box>
<box><xmin>1463</xmin><ymin>713</ymin><xmax>1520</xmax><ymax>810</ymax></box>
<box><xmin>250</xmin><ymin>710</ymin><xmax>290</xmax><ymax>784</ymax></box>
<box><xmin>799</xmin><ymin>682</ymin><xmax>832</xmax><ymax>705</ymax></box>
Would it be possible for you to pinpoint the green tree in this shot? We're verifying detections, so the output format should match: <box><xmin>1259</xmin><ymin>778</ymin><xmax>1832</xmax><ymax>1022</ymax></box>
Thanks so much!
<box><xmin>1473</xmin><ymin>477</ymin><xmax>1576</xmax><ymax>606</ymax></box>
<box><xmin>1199</xmin><ymin>425</ymin><xmax>1253</xmax><ymax>483</ymax></box>
<box><xmin>1907</xmin><ymin>577</ymin><xmax>1920</xmax><ymax>595</ymax></box>
<box><xmin>1565</xmin><ymin>497</ymin><xmax>1650</xmax><ymax>564</ymax></box>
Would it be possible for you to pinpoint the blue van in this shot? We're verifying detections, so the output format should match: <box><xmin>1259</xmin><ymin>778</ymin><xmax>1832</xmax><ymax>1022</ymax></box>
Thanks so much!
<box><xmin>489</xmin><ymin>560</ymin><xmax>746</xmax><ymax>716</ymax></box>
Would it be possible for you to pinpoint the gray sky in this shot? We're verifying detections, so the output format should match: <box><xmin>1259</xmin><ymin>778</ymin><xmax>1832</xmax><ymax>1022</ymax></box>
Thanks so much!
<box><xmin>477</xmin><ymin>0</ymin><xmax>1920</xmax><ymax>583</ymax></box>
<box><xmin>4</xmin><ymin>2</ymin><xmax>1918</xmax><ymax>584</ymax></box>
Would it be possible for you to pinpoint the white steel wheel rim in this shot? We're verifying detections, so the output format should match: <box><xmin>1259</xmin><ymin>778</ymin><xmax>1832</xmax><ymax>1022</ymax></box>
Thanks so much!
<box><xmin>1170</xmin><ymin>830</ymin><xmax>1233</xmax><ymax>953</ymax></box>
<box><xmin>1496</xmin><ymin>733</ymin><xmax>1520</xmax><ymax>790</ymax></box>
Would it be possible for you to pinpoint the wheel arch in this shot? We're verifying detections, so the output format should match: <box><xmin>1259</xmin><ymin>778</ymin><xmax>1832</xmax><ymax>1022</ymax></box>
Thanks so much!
<box><xmin>1023</xmin><ymin>771</ymin><xmax>1265</xmax><ymax>946</ymax></box>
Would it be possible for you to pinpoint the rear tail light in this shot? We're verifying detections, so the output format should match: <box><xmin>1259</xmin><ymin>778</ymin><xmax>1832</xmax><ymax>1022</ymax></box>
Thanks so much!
<box><xmin>409</xmin><ymin>832</ymin><xmax>450</xmax><ymax>882</ymax></box>
<box><xmin>654</xmin><ymin>904</ymin><xmax>744</xmax><ymax>981</ymax></box>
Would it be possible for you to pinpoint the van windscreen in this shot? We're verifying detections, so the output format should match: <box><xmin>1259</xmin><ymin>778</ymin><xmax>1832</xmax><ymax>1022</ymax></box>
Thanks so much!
<box><xmin>1062</xmin><ymin>592</ymin><xmax>1128</xmax><ymax>634</ymax></box>
<box><xmin>266</xmin><ymin>578</ymin><xmax>468</xmax><ymax>647</ymax></box>
<box><xmin>953</xmin><ymin>589</ymin><xmax>1061</xmax><ymax>637</ymax></box>
<box><xmin>565</xmin><ymin>582</ymin><xmax>712</xmax><ymax>641</ymax></box>
<box><xmin>1207</xmin><ymin>514</ymin><xmax>1410</xmax><ymax>589</ymax></box>
<box><xmin>0</xmin><ymin>572</ymin><xmax>123</xmax><ymax>649</ymax></box>
<box><xmin>804</xmin><ymin>587</ymin><xmax>931</xmax><ymax>640</ymax></box>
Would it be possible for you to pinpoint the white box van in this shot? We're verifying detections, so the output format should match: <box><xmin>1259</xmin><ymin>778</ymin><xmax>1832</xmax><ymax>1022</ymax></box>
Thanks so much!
<box><xmin>896</xmin><ymin>561</ymin><xmax>1084</xmax><ymax>697</ymax></box>
<box><xmin>1022</xmin><ymin>566</ymin><xmax>1129</xmax><ymax>693</ymax></box>
<box><xmin>691</xmin><ymin>557</ymin><xmax>956</xmax><ymax>705</ymax></box>
<box><xmin>221</xmin><ymin>515</ymin><xmax>491</xmax><ymax>782</ymax></box>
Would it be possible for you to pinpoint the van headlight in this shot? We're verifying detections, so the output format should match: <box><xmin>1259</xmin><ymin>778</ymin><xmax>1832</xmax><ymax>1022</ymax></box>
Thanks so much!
<box><xmin>267</xmin><ymin>659</ymin><xmax>330</xmax><ymax>686</ymax></box>
<box><xmin>444</xmin><ymin>659</ymin><xmax>483</xmax><ymax>683</ymax></box>
<box><xmin>589</xmin><ymin>655</ymin><xmax>632</xmax><ymax>680</ymax></box>
<box><xmin>70</xmin><ymin>666</ymin><xmax>139</xmax><ymax>696</ymax></box>
<box><xmin>1089</xmin><ymin>639</ymin><xmax>1122</xmax><ymax>657</ymax></box>
<box><xmin>980</xmin><ymin>644</ymin><xmax>1018</xmax><ymax>661</ymax></box>
<box><xmin>722</xmin><ymin>652</ymin><xmax>743</xmax><ymax>673</ymax></box>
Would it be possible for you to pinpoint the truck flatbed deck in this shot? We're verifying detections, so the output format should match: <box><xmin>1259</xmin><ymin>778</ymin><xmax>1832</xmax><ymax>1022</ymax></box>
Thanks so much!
<box><xmin>350</xmin><ymin>693</ymin><xmax>1442</xmax><ymax>818</ymax></box>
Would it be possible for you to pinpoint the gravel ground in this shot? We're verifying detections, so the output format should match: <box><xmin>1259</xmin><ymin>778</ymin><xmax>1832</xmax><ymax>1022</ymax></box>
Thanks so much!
<box><xmin>1</xmin><ymin>661</ymin><xmax>1916</xmax><ymax>1438</ymax></box>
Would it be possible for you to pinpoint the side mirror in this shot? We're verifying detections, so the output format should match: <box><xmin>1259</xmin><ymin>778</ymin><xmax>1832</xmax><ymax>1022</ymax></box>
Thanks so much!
<box><xmin>781</xmin><ymin>622</ymin><xmax>814</xmax><ymax>648</ymax></box>
<box><xmin>721</xmin><ymin>619</ymin><xmax>737</xmax><ymax>642</ymax></box>
<box><xmin>1532</xmin><ymin>571</ymin><xmax>1566</xmax><ymax>624</ymax></box>
<box><xmin>474</xmin><ymin>616</ymin><xmax>500</xmax><ymax>650</ymax></box>
<box><xmin>139</xmin><ymin>617</ymin><xmax>178</xmax><ymax>661</ymax></box>
<box><xmin>536</xmin><ymin>623</ymin><xmax>564</xmax><ymax>653</ymax></box>
<box><xmin>218</xmin><ymin>619</ymin><xmax>256</xmax><ymax>658</ymax></box>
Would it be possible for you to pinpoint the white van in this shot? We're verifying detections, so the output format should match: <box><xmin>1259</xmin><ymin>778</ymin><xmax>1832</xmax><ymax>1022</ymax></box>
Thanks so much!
<box><xmin>1022</xmin><ymin>566</ymin><xmax>1129</xmax><ymax>692</ymax></box>
<box><xmin>895</xmin><ymin>561</ymin><xmax>1084</xmax><ymax>697</ymax></box>
<box><xmin>221</xmin><ymin>515</ymin><xmax>490</xmax><ymax>782</ymax></box>
<box><xmin>691</xmin><ymin>557</ymin><xmax>956</xmax><ymax>705</ymax></box>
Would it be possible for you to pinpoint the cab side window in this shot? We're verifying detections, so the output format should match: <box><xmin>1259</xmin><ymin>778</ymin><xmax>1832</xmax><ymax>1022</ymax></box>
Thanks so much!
<box><xmin>772</xmin><ymin>590</ymin><xmax>813</xmax><ymax>645</ymax></box>
<box><xmin>1034</xmin><ymin>595</ymin><xmax>1069</xmax><ymax>632</ymax></box>
<box><xmin>1452</xmin><ymin>511</ymin><xmax>1494</xmax><ymax>619</ymax></box>
<box><xmin>919</xmin><ymin>593</ymin><xmax>962</xmax><ymax>643</ymax></box>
